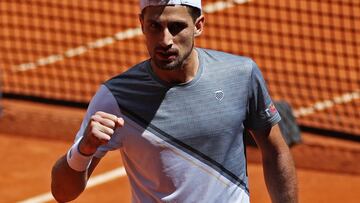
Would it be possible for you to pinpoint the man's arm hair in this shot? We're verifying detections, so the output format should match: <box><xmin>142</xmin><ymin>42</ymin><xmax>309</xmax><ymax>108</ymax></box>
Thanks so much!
<box><xmin>248</xmin><ymin>124</ymin><xmax>298</xmax><ymax>203</ymax></box>
<box><xmin>51</xmin><ymin>154</ymin><xmax>100</xmax><ymax>202</ymax></box>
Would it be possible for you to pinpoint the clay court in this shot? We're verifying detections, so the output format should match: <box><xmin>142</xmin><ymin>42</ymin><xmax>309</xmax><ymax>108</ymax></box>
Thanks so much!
<box><xmin>1</xmin><ymin>0</ymin><xmax>359</xmax><ymax>202</ymax></box>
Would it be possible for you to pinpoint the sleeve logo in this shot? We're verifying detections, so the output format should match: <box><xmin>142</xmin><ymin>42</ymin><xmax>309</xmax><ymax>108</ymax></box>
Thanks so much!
<box><xmin>265</xmin><ymin>102</ymin><xmax>277</xmax><ymax>117</ymax></box>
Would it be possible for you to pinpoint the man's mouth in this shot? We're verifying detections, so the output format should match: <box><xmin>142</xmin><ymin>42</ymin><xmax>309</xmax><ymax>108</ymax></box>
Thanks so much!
<box><xmin>155</xmin><ymin>50</ymin><xmax>178</xmax><ymax>61</ymax></box>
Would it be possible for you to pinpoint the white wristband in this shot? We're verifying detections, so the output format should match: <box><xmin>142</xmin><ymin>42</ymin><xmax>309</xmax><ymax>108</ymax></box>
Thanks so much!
<box><xmin>66</xmin><ymin>139</ymin><xmax>93</xmax><ymax>172</ymax></box>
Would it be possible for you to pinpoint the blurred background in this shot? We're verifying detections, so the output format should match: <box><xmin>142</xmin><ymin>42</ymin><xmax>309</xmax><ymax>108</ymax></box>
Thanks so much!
<box><xmin>0</xmin><ymin>0</ymin><xmax>359</xmax><ymax>202</ymax></box>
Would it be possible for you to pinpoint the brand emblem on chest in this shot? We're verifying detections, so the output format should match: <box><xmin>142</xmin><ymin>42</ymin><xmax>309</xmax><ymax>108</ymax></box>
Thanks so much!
<box><xmin>215</xmin><ymin>90</ymin><xmax>224</xmax><ymax>101</ymax></box>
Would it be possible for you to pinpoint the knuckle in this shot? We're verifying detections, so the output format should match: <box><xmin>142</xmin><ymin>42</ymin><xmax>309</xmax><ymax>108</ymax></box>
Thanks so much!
<box><xmin>111</xmin><ymin>115</ymin><xmax>118</xmax><ymax>122</ymax></box>
<box><xmin>96</xmin><ymin>111</ymin><xmax>104</xmax><ymax>115</ymax></box>
<box><xmin>103</xmin><ymin>118</ymin><xmax>114</xmax><ymax>128</ymax></box>
<box><xmin>109</xmin><ymin>121</ymin><xmax>116</xmax><ymax>128</ymax></box>
<box><xmin>108</xmin><ymin>128</ymin><xmax>114</xmax><ymax>135</ymax></box>
<box><xmin>118</xmin><ymin>118</ymin><xmax>125</xmax><ymax>126</ymax></box>
<box><xmin>91</xmin><ymin>127</ymin><xmax>100</xmax><ymax>136</ymax></box>
<box><xmin>91</xmin><ymin>114</ymin><xmax>100</xmax><ymax>122</ymax></box>
<box><xmin>90</xmin><ymin>121</ymin><xmax>97</xmax><ymax>128</ymax></box>
<box><xmin>98</xmin><ymin>134</ymin><xmax>110</xmax><ymax>142</ymax></box>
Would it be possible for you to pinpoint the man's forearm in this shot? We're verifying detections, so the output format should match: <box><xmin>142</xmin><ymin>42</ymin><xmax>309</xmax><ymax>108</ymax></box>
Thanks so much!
<box><xmin>262</xmin><ymin>148</ymin><xmax>298</xmax><ymax>203</ymax></box>
<box><xmin>51</xmin><ymin>155</ymin><xmax>88</xmax><ymax>202</ymax></box>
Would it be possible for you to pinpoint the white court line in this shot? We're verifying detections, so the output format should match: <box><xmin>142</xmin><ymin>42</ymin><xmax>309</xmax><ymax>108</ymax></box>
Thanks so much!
<box><xmin>17</xmin><ymin>167</ymin><xmax>126</xmax><ymax>203</ymax></box>
<box><xmin>13</xmin><ymin>0</ymin><xmax>250</xmax><ymax>72</ymax></box>
<box><xmin>293</xmin><ymin>90</ymin><xmax>360</xmax><ymax>118</ymax></box>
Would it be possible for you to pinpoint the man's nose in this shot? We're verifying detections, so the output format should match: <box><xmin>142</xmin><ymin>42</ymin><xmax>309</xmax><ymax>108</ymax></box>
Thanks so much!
<box><xmin>159</xmin><ymin>28</ymin><xmax>174</xmax><ymax>48</ymax></box>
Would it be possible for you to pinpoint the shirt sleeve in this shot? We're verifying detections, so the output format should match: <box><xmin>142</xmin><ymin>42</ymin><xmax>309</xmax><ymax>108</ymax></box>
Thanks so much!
<box><xmin>74</xmin><ymin>84</ymin><xmax>123</xmax><ymax>158</ymax></box>
<box><xmin>243</xmin><ymin>61</ymin><xmax>281</xmax><ymax>130</ymax></box>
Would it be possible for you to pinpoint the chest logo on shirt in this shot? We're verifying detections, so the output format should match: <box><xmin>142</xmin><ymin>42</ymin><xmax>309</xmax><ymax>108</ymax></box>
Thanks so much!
<box><xmin>215</xmin><ymin>90</ymin><xmax>224</xmax><ymax>101</ymax></box>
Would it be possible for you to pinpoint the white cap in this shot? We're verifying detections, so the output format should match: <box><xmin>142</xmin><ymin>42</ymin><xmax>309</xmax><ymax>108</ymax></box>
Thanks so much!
<box><xmin>140</xmin><ymin>0</ymin><xmax>202</xmax><ymax>12</ymax></box>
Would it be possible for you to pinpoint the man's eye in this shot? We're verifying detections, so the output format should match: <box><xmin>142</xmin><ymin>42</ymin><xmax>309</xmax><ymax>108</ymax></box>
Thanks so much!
<box><xmin>168</xmin><ymin>23</ymin><xmax>187</xmax><ymax>35</ymax></box>
<box><xmin>149</xmin><ymin>22</ymin><xmax>161</xmax><ymax>30</ymax></box>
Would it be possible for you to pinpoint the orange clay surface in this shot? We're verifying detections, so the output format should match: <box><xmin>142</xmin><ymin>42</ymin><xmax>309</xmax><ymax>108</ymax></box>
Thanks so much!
<box><xmin>0</xmin><ymin>99</ymin><xmax>360</xmax><ymax>203</ymax></box>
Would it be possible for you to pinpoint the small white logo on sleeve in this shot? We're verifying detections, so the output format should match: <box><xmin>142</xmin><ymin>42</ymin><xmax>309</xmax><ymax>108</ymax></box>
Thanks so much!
<box><xmin>265</xmin><ymin>102</ymin><xmax>277</xmax><ymax>117</ymax></box>
<box><xmin>215</xmin><ymin>90</ymin><xmax>224</xmax><ymax>101</ymax></box>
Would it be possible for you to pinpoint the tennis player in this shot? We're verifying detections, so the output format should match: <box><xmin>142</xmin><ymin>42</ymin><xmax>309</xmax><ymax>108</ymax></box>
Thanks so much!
<box><xmin>51</xmin><ymin>1</ymin><xmax>298</xmax><ymax>202</ymax></box>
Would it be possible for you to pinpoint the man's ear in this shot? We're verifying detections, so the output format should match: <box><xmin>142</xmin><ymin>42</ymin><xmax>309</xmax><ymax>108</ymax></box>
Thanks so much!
<box><xmin>194</xmin><ymin>15</ymin><xmax>205</xmax><ymax>37</ymax></box>
<box><xmin>139</xmin><ymin>13</ymin><xmax>145</xmax><ymax>34</ymax></box>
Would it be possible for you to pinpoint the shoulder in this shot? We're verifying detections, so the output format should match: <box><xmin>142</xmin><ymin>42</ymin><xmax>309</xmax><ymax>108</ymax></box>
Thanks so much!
<box><xmin>197</xmin><ymin>48</ymin><xmax>255</xmax><ymax>67</ymax></box>
<box><xmin>87</xmin><ymin>85</ymin><xmax>120</xmax><ymax>116</ymax></box>
<box><xmin>105</xmin><ymin>60</ymin><xmax>150</xmax><ymax>84</ymax></box>
<box><xmin>198</xmin><ymin>48</ymin><xmax>258</xmax><ymax>78</ymax></box>
<box><xmin>104</xmin><ymin>60</ymin><xmax>152</xmax><ymax>92</ymax></box>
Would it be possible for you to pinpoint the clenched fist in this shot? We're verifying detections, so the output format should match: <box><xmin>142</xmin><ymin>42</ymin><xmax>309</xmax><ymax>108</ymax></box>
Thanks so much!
<box><xmin>78</xmin><ymin>111</ymin><xmax>124</xmax><ymax>155</ymax></box>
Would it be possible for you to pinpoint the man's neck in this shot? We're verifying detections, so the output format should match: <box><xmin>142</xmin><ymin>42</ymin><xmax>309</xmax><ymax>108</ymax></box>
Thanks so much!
<box><xmin>151</xmin><ymin>49</ymin><xmax>199</xmax><ymax>84</ymax></box>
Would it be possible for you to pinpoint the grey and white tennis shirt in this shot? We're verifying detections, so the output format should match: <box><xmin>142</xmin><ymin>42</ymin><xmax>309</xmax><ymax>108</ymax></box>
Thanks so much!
<box><xmin>75</xmin><ymin>48</ymin><xmax>281</xmax><ymax>203</ymax></box>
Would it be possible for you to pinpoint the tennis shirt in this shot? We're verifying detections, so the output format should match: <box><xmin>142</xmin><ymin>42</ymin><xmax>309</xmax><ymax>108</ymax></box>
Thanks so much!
<box><xmin>75</xmin><ymin>48</ymin><xmax>281</xmax><ymax>203</ymax></box>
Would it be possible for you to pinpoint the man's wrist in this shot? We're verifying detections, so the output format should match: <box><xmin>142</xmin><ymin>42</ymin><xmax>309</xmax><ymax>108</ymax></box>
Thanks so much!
<box><xmin>66</xmin><ymin>139</ymin><xmax>94</xmax><ymax>172</ymax></box>
<box><xmin>77</xmin><ymin>138</ymin><xmax>97</xmax><ymax>156</ymax></box>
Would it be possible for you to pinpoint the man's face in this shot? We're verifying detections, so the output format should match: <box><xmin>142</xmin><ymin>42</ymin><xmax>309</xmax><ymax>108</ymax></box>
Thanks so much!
<box><xmin>140</xmin><ymin>5</ymin><xmax>201</xmax><ymax>70</ymax></box>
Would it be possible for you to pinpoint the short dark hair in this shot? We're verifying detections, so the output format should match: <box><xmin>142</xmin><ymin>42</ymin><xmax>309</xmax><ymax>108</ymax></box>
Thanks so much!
<box><xmin>140</xmin><ymin>5</ymin><xmax>201</xmax><ymax>22</ymax></box>
<box><xmin>186</xmin><ymin>6</ymin><xmax>202</xmax><ymax>22</ymax></box>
